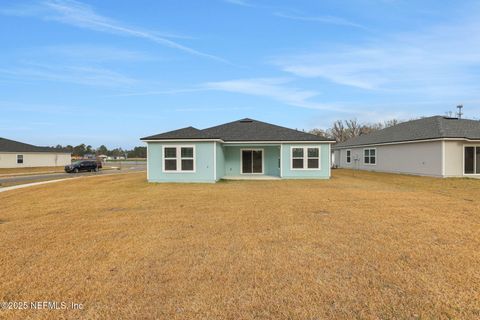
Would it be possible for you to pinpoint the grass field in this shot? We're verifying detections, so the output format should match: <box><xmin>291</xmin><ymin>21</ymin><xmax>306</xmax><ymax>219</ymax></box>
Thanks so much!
<box><xmin>0</xmin><ymin>170</ymin><xmax>479</xmax><ymax>319</ymax></box>
<box><xmin>0</xmin><ymin>166</ymin><xmax>65</xmax><ymax>176</ymax></box>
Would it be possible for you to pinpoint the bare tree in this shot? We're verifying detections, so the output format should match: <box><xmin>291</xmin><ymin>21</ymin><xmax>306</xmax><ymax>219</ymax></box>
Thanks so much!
<box><xmin>308</xmin><ymin>128</ymin><xmax>331</xmax><ymax>138</ymax></box>
<box><xmin>330</xmin><ymin>120</ymin><xmax>348</xmax><ymax>142</ymax></box>
<box><xmin>309</xmin><ymin>118</ymin><xmax>403</xmax><ymax>143</ymax></box>
<box><xmin>345</xmin><ymin>119</ymin><xmax>362</xmax><ymax>139</ymax></box>
<box><xmin>384</xmin><ymin>119</ymin><xmax>399</xmax><ymax>128</ymax></box>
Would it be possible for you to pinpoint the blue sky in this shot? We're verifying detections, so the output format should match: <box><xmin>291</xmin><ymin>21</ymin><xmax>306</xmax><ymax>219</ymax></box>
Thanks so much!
<box><xmin>1</xmin><ymin>0</ymin><xmax>480</xmax><ymax>148</ymax></box>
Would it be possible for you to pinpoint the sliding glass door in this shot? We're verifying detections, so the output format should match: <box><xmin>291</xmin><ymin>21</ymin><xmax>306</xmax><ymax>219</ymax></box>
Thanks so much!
<box><xmin>241</xmin><ymin>150</ymin><xmax>263</xmax><ymax>174</ymax></box>
<box><xmin>464</xmin><ymin>146</ymin><xmax>480</xmax><ymax>174</ymax></box>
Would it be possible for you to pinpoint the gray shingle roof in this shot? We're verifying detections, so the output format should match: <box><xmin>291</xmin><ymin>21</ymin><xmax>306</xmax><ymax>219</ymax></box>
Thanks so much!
<box><xmin>142</xmin><ymin>126</ymin><xmax>205</xmax><ymax>140</ymax></box>
<box><xmin>334</xmin><ymin>116</ymin><xmax>480</xmax><ymax>148</ymax></box>
<box><xmin>141</xmin><ymin>118</ymin><xmax>334</xmax><ymax>142</ymax></box>
<box><xmin>0</xmin><ymin>137</ymin><xmax>70</xmax><ymax>153</ymax></box>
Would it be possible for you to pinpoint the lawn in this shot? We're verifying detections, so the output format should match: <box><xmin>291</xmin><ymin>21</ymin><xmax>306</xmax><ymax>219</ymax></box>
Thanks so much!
<box><xmin>0</xmin><ymin>166</ymin><xmax>66</xmax><ymax>176</ymax></box>
<box><xmin>0</xmin><ymin>170</ymin><xmax>479</xmax><ymax>319</ymax></box>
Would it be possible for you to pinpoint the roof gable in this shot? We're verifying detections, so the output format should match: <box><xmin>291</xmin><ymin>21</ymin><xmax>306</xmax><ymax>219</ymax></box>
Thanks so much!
<box><xmin>142</xmin><ymin>118</ymin><xmax>333</xmax><ymax>142</ymax></box>
<box><xmin>335</xmin><ymin>116</ymin><xmax>480</xmax><ymax>148</ymax></box>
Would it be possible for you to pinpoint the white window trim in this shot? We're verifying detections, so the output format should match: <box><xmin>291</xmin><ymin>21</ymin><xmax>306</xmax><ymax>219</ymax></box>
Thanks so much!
<box><xmin>290</xmin><ymin>146</ymin><xmax>321</xmax><ymax>171</ymax></box>
<box><xmin>463</xmin><ymin>145</ymin><xmax>480</xmax><ymax>176</ymax></box>
<box><xmin>346</xmin><ymin>149</ymin><xmax>352</xmax><ymax>164</ymax></box>
<box><xmin>162</xmin><ymin>145</ymin><xmax>196</xmax><ymax>173</ymax></box>
<box><xmin>363</xmin><ymin>148</ymin><xmax>377</xmax><ymax>166</ymax></box>
<box><xmin>240</xmin><ymin>148</ymin><xmax>264</xmax><ymax>174</ymax></box>
<box><xmin>17</xmin><ymin>154</ymin><xmax>24</xmax><ymax>164</ymax></box>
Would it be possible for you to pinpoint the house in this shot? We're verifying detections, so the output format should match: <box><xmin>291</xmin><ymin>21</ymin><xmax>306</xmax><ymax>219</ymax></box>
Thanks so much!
<box><xmin>97</xmin><ymin>154</ymin><xmax>108</xmax><ymax>161</ymax></box>
<box><xmin>141</xmin><ymin>118</ymin><xmax>335</xmax><ymax>182</ymax></box>
<box><xmin>0</xmin><ymin>137</ymin><xmax>71</xmax><ymax>168</ymax></box>
<box><xmin>332</xmin><ymin>116</ymin><xmax>480</xmax><ymax>178</ymax></box>
<box><xmin>83</xmin><ymin>153</ymin><xmax>96</xmax><ymax>159</ymax></box>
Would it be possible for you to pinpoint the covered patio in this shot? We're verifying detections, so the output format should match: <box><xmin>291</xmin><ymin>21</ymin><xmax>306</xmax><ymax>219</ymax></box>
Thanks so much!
<box><xmin>221</xmin><ymin>144</ymin><xmax>281</xmax><ymax>179</ymax></box>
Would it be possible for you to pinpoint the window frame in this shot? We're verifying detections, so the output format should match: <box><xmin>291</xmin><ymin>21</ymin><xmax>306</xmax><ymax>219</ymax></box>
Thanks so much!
<box><xmin>240</xmin><ymin>148</ymin><xmax>264</xmax><ymax>174</ymax></box>
<box><xmin>363</xmin><ymin>148</ymin><xmax>377</xmax><ymax>166</ymax></box>
<box><xmin>17</xmin><ymin>154</ymin><xmax>24</xmax><ymax>164</ymax></box>
<box><xmin>463</xmin><ymin>145</ymin><xmax>480</xmax><ymax>175</ymax></box>
<box><xmin>346</xmin><ymin>149</ymin><xmax>351</xmax><ymax>164</ymax></box>
<box><xmin>162</xmin><ymin>145</ymin><xmax>196</xmax><ymax>173</ymax></box>
<box><xmin>290</xmin><ymin>146</ymin><xmax>321</xmax><ymax>170</ymax></box>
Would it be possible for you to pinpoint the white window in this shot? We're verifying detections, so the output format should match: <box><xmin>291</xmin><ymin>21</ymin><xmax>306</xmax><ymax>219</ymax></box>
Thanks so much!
<box><xmin>346</xmin><ymin>150</ymin><xmax>351</xmax><ymax>164</ymax></box>
<box><xmin>291</xmin><ymin>147</ymin><xmax>320</xmax><ymax>170</ymax></box>
<box><xmin>364</xmin><ymin>148</ymin><xmax>376</xmax><ymax>165</ymax></box>
<box><xmin>17</xmin><ymin>154</ymin><xmax>24</xmax><ymax>164</ymax></box>
<box><xmin>163</xmin><ymin>146</ymin><xmax>195</xmax><ymax>172</ymax></box>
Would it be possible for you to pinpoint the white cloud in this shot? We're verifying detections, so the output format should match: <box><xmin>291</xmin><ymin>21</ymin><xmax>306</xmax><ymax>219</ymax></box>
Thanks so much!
<box><xmin>203</xmin><ymin>77</ymin><xmax>344</xmax><ymax>111</ymax></box>
<box><xmin>1</xmin><ymin>0</ymin><xmax>227</xmax><ymax>62</ymax></box>
<box><xmin>273</xmin><ymin>12</ymin><xmax>366</xmax><ymax>29</ymax></box>
<box><xmin>272</xmin><ymin>17</ymin><xmax>480</xmax><ymax>97</ymax></box>
<box><xmin>0</xmin><ymin>63</ymin><xmax>136</xmax><ymax>87</ymax></box>
<box><xmin>223</xmin><ymin>0</ymin><xmax>253</xmax><ymax>7</ymax></box>
<box><xmin>38</xmin><ymin>44</ymin><xmax>155</xmax><ymax>62</ymax></box>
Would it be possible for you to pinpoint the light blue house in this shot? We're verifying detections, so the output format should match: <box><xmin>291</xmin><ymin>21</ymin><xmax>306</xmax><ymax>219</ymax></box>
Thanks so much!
<box><xmin>141</xmin><ymin>118</ymin><xmax>335</xmax><ymax>183</ymax></box>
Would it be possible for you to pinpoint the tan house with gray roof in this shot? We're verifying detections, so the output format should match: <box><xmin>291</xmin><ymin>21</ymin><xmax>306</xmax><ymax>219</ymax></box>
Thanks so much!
<box><xmin>0</xmin><ymin>137</ymin><xmax>71</xmax><ymax>168</ymax></box>
<box><xmin>333</xmin><ymin>116</ymin><xmax>480</xmax><ymax>178</ymax></box>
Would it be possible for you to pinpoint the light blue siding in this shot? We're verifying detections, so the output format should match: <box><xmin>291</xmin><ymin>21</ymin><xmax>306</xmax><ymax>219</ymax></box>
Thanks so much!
<box><xmin>147</xmin><ymin>141</ymin><xmax>216</xmax><ymax>183</ymax></box>
<box><xmin>146</xmin><ymin>141</ymin><xmax>331</xmax><ymax>182</ymax></box>
<box><xmin>281</xmin><ymin>144</ymin><xmax>331</xmax><ymax>179</ymax></box>
<box><xmin>215</xmin><ymin>142</ymin><xmax>225</xmax><ymax>181</ymax></box>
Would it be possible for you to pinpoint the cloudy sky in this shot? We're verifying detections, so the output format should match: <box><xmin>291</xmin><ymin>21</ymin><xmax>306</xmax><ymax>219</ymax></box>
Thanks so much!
<box><xmin>1</xmin><ymin>0</ymin><xmax>480</xmax><ymax>148</ymax></box>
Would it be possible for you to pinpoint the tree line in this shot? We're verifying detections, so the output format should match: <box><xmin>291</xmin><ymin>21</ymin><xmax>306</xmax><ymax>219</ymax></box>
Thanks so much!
<box><xmin>52</xmin><ymin>144</ymin><xmax>147</xmax><ymax>158</ymax></box>
<box><xmin>309</xmin><ymin>119</ymin><xmax>402</xmax><ymax>142</ymax></box>
<box><xmin>51</xmin><ymin>118</ymin><xmax>402</xmax><ymax>157</ymax></box>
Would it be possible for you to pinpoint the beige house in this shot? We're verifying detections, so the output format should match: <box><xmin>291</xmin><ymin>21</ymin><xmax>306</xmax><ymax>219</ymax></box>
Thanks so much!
<box><xmin>333</xmin><ymin>116</ymin><xmax>480</xmax><ymax>178</ymax></box>
<box><xmin>0</xmin><ymin>137</ymin><xmax>71</xmax><ymax>168</ymax></box>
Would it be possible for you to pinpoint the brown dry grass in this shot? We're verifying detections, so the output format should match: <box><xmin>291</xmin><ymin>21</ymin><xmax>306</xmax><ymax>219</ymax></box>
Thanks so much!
<box><xmin>0</xmin><ymin>166</ymin><xmax>65</xmax><ymax>176</ymax></box>
<box><xmin>0</xmin><ymin>170</ymin><xmax>479</xmax><ymax>319</ymax></box>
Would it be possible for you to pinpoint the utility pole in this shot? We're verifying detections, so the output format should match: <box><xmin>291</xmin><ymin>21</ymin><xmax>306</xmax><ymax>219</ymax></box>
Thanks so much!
<box><xmin>456</xmin><ymin>105</ymin><xmax>463</xmax><ymax>119</ymax></box>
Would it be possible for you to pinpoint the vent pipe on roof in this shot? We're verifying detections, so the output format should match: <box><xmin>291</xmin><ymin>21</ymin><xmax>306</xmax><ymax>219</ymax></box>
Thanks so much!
<box><xmin>456</xmin><ymin>105</ymin><xmax>463</xmax><ymax>119</ymax></box>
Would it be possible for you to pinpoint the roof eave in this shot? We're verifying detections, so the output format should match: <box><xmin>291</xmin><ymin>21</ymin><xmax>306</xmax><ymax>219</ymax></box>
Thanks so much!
<box><xmin>333</xmin><ymin>137</ymin><xmax>480</xmax><ymax>149</ymax></box>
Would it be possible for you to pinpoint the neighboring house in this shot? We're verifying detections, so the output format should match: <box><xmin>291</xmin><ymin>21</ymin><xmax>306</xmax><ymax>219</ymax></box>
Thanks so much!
<box><xmin>141</xmin><ymin>118</ymin><xmax>335</xmax><ymax>182</ymax></box>
<box><xmin>0</xmin><ymin>137</ymin><xmax>71</xmax><ymax>168</ymax></box>
<box><xmin>333</xmin><ymin>116</ymin><xmax>480</xmax><ymax>178</ymax></box>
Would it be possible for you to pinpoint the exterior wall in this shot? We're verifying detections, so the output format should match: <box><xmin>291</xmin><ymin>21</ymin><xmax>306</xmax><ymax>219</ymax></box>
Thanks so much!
<box><xmin>147</xmin><ymin>141</ymin><xmax>216</xmax><ymax>183</ymax></box>
<box><xmin>333</xmin><ymin>150</ymin><xmax>340</xmax><ymax>167</ymax></box>
<box><xmin>281</xmin><ymin>144</ymin><xmax>331</xmax><ymax>179</ymax></box>
<box><xmin>215</xmin><ymin>142</ymin><xmax>225</xmax><ymax>181</ymax></box>
<box><xmin>223</xmin><ymin>145</ymin><xmax>281</xmax><ymax>177</ymax></box>
<box><xmin>335</xmin><ymin>141</ymin><xmax>443</xmax><ymax>177</ymax></box>
<box><xmin>146</xmin><ymin>141</ymin><xmax>332</xmax><ymax>182</ymax></box>
<box><xmin>444</xmin><ymin>140</ymin><xmax>480</xmax><ymax>177</ymax></box>
<box><xmin>0</xmin><ymin>152</ymin><xmax>71</xmax><ymax>168</ymax></box>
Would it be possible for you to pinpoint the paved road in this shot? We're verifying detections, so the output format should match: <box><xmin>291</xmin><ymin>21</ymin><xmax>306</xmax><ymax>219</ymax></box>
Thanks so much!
<box><xmin>0</xmin><ymin>162</ymin><xmax>146</xmax><ymax>186</ymax></box>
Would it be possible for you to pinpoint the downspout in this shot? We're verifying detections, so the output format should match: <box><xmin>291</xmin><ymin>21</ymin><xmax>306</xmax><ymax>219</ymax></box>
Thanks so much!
<box><xmin>213</xmin><ymin>141</ymin><xmax>217</xmax><ymax>181</ymax></box>
<box><xmin>280</xmin><ymin>144</ymin><xmax>283</xmax><ymax>178</ymax></box>
<box><xmin>441</xmin><ymin>140</ymin><xmax>446</xmax><ymax>178</ymax></box>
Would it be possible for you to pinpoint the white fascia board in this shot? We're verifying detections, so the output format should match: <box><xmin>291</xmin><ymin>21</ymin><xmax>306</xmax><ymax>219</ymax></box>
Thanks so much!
<box><xmin>333</xmin><ymin>138</ymin><xmax>480</xmax><ymax>149</ymax></box>
<box><xmin>142</xmin><ymin>139</ymin><xmax>223</xmax><ymax>143</ymax></box>
<box><xmin>223</xmin><ymin>140</ymin><xmax>335</xmax><ymax>144</ymax></box>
